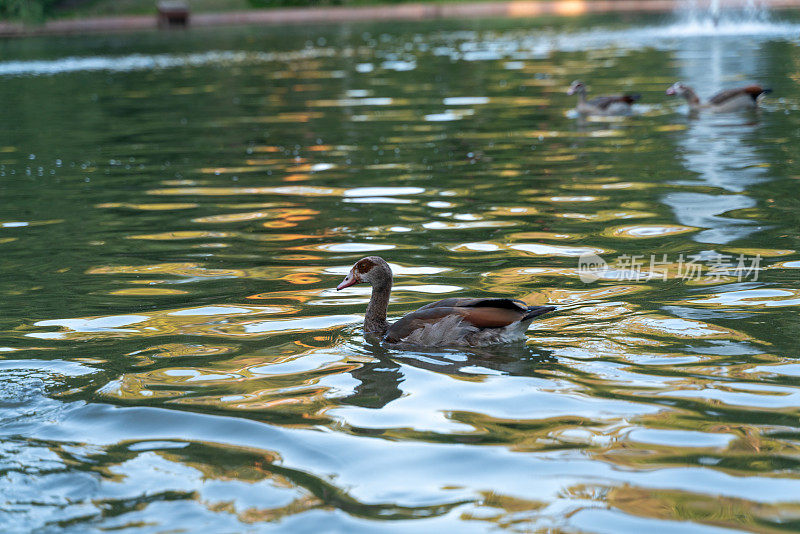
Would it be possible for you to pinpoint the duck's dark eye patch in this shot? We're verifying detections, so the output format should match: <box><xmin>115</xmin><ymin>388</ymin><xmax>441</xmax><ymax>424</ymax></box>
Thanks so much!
<box><xmin>356</xmin><ymin>259</ymin><xmax>374</xmax><ymax>274</ymax></box>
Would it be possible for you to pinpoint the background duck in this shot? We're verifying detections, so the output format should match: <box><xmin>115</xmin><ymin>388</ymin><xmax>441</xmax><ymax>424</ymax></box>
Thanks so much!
<box><xmin>336</xmin><ymin>256</ymin><xmax>555</xmax><ymax>346</ymax></box>
<box><xmin>567</xmin><ymin>80</ymin><xmax>641</xmax><ymax>116</ymax></box>
<box><xmin>666</xmin><ymin>81</ymin><xmax>772</xmax><ymax>112</ymax></box>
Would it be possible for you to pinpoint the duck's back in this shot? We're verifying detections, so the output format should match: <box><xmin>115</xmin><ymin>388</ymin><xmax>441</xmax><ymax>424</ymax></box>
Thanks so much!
<box><xmin>708</xmin><ymin>85</ymin><xmax>769</xmax><ymax>111</ymax></box>
<box><xmin>581</xmin><ymin>94</ymin><xmax>640</xmax><ymax>115</ymax></box>
<box><xmin>384</xmin><ymin>298</ymin><xmax>554</xmax><ymax>346</ymax></box>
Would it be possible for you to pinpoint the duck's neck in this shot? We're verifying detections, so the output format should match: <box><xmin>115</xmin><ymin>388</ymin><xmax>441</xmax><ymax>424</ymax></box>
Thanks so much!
<box><xmin>365</xmin><ymin>280</ymin><xmax>391</xmax><ymax>336</ymax></box>
<box><xmin>576</xmin><ymin>88</ymin><xmax>587</xmax><ymax>104</ymax></box>
<box><xmin>683</xmin><ymin>87</ymin><xmax>702</xmax><ymax>109</ymax></box>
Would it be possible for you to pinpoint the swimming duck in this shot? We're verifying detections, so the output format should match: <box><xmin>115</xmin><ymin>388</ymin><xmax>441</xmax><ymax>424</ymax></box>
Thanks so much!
<box><xmin>666</xmin><ymin>82</ymin><xmax>771</xmax><ymax>112</ymax></box>
<box><xmin>567</xmin><ymin>80</ymin><xmax>640</xmax><ymax>116</ymax></box>
<box><xmin>336</xmin><ymin>256</ymin><xmax>555</xmax><ymax>346</ymax></box>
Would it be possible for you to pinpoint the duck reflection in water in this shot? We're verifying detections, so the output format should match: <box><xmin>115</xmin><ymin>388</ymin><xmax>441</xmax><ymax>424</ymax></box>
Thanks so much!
<box><xmin>338</xmin><ymin>337</ymin><xmax>558</xmax><ymax>411</ymax></box>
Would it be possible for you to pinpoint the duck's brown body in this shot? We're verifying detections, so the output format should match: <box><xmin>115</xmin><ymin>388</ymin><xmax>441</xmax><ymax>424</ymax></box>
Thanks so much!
<box><xmin>666</xmin><ymin>82</ymin><xmax>771</xmax><ymax>112</ymax></box>
<box><xmin>336</xmin><ymin>257</ymin><xmax>555</xmax><ymax>347</ymax></box>
<box><xmin>385</xmin><ymin>297</ymin><xmax>554</xmax><ymax>345</ymax></box>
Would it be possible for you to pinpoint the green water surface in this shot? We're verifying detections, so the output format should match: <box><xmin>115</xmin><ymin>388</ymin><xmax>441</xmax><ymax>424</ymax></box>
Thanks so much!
<box><xmin>1</xmin><ymin>15</ymin><xmax>800</xmax><ymax>533</ymax></box>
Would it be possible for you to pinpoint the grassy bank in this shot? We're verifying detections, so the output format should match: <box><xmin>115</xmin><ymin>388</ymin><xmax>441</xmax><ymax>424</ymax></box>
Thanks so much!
<box><xmin>4</xmin><ymin>0</ymin><xmax>480</xmax><ymax>21</ymax></box>
<box><xmin>53</xmin><ymin>0</ymin><xmax>252</xmax><ymax>18</ymax></box>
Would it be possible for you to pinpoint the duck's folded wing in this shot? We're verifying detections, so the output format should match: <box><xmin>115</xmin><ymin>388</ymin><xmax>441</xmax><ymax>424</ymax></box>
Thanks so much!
<box><xmin>709</xmin><ymin>85</ymin><xmax>769</xmax><ymax>104</ymax></box>
<box><xmin>588</xmin><ymin>94</ymin><xmax>640</xmax><ymax>109</ymax></box>
<box><xmin>416</xmin><ymin>297</ymin><xmax>528</xmax><ymax>312</ymax></box>
<box><xmin>384</xmin><ymin>300</ymin><xmax>555</xmax><ymax>343</ymax></box>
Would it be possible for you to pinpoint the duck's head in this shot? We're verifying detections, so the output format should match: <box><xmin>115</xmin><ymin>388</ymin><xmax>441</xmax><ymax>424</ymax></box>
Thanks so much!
<box><xmin>336</xmin><ymin>256</ymin><xmax>392</xmax><ymax>290</ymax></box>
<box><xmin>666</xmin><ymin>82</ymin><xmax>689</xmax><ymax>96</ymax></box>
<box><xmin>567</xmin><ymin>80</ymin><xmax>586</xmax><ymax>96</ymax></box>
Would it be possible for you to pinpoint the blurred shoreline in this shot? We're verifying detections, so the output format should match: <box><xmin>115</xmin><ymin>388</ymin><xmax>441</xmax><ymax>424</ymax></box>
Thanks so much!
<box><xmin>2</xmin><ymin>0</ymin><xmax>799</xmax><ymax>38</ymax></box>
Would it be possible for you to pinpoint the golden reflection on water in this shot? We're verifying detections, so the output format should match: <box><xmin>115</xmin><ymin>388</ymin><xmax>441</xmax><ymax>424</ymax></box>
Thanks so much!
<box><xmin>26</xmin><ymin>304</ymin><xmax>303</xmax><ymax>340</ymax></box>
<box><xmin>147</xmin><ymin>185</ymin><xmax>344</xmax><ymax>197</ymax></box>
<box><xmin>604</xmin><ymin>486</ymin><xmax>800</xmax><ymax>532</ymax></box>
<box><xmin>97</xmin><ymin>202</ymin><xmax>200</xmax><ymax>210</ymax></box>
<box><xmin>87</xmin><ymin>262</ymin><xmax>246</xmax><ymax>278</ymax></box>
<box><xmin>192</xmin><ymin>208</ymin><xmax>319</xmax><ymax>224</ymax></box>
<box><xmin>604</xmin><ymin>224</ymin><xmax>698</xmax><ymax>238</ymax></box>
<box><xmin>109</xmin><ymin>287</ymin><xmax>190</xmax><ymax>296</ymax></box>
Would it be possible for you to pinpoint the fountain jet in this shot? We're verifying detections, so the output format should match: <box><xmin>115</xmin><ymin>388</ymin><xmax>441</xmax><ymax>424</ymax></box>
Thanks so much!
<box><xmin>679</xmin><ymin>0</ymin><xmax>771</xmax><ymax>33</ymax></box>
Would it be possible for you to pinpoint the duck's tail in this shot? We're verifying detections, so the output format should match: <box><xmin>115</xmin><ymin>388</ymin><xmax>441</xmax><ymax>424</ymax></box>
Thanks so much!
<box><xmin>522</xmin><ymin>306</ymin><xmax>556</xmax><ymax>321</ymax></box>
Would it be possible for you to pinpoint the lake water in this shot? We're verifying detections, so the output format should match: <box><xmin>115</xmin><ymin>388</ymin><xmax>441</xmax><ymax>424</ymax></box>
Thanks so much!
<box><xmin>2</xmin><ymin>13</ymin><xmax>800</xmax><ymax>533</ymax></box>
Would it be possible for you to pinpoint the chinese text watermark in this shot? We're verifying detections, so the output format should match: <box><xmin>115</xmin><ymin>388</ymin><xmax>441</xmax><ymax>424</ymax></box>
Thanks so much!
<box><xmin>578</xmin><ymin>253</ymin><xmax>761</xmax><ymax>283</ymax></box>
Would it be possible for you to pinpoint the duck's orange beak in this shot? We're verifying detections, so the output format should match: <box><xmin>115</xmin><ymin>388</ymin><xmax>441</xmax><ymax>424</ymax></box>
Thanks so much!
<box><xmin>336</xmin><ymin>271</ymin><xmax>359</xmax><ymax>291</ymax></box>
